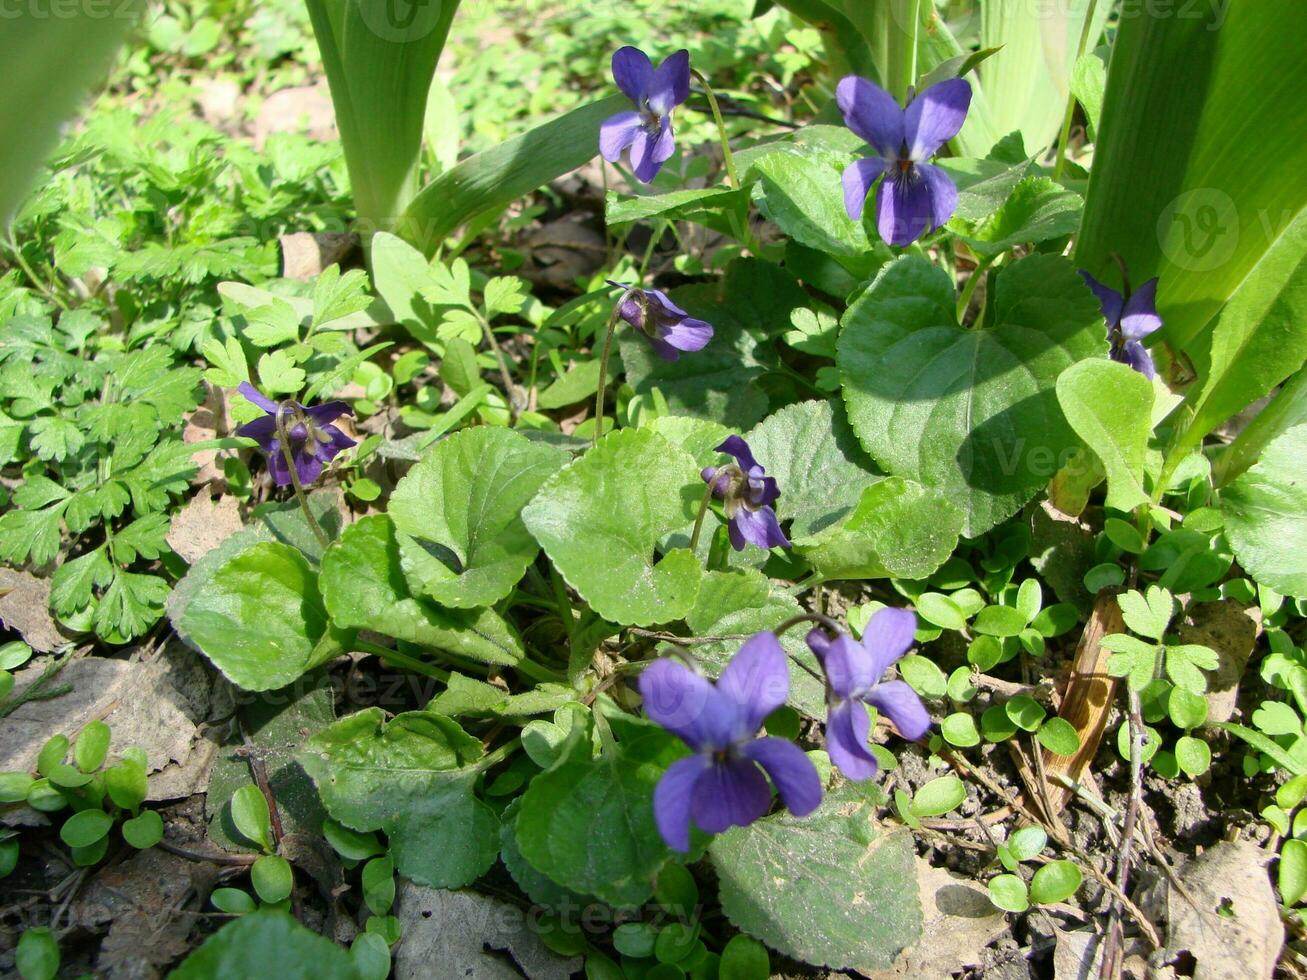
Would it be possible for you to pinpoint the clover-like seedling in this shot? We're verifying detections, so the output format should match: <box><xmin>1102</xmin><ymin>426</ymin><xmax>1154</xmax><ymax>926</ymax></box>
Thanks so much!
<box><xmin>1102</xmin><ymin>586</ymin><xmax>1219</xmax><ymax>694</ymax></box>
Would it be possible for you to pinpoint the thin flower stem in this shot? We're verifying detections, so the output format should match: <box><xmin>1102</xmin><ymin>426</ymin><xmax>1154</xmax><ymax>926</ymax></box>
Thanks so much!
<box><xmin>477</xmin><ymin>310</ymin><xmax>520</xmax><ymax>421</ymax></box>
<box><xmin>354</xmin><ymin>639</ymin><xmax>450</xmax><ymax>681</ymax></box>
<box><xmin>955</xmin><ymin>252</ymin><xmax>994</xmax><ymax>324</ymax></box>
<box><xmin>592</xmin><ymin>290</ymin><xmax>636</xmax><ymax>449</ymax></box>
<box><xmin>687</xmin><ymin>480</ymin><xmax>717</xmax><ymax>554</ymax></box>
<box><xmin>477</xmin><ymin>736</ymin><xmax>522</xmax><ymax>771</ymax></box>
<box><xmin>690</xmin><ymin>69</ymin><xmax>739</xmax><ymax>190</ymax></box>
<box><xmin>773</xmin><ymin>612</ymin><xmax>844</xmax><ymax>639</ymax></box>
<box><xmin>275</xmin><ymin>405</ymin><xmax>331</xmax><ymax>550</ymax></box>
<box><xmin>1052</xmin><ymin>0</ymin><xmax>1100</xmax><ymax>183</ymax></box>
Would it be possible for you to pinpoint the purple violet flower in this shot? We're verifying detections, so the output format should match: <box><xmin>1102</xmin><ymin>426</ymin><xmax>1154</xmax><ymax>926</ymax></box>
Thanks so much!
<box><xmin>609</xmin><ymin>280</ymin><xmax>713</xmax><ymax>361</ymax></box>
<box><xmin>702</xmin><ymin>436</ymin><xmax>790</xmax><ymax>552</ymax></box>
<box><xmin>641</xmin><ymin>632</ymin><xmax>822</xmax><ymax>851</ymax></box>
<box><xmin>235</xmin><ymin>382</ymin><xmax>356</xmax><ymax>488</ymax></box>
<box><xmin>1080</xmin><ymin>272</ymin><xmax>1163</xmax><ymax>379</ymax></box>
<box><xmin>806</xmin><ymin>607</ymin><xmax>931</xmax><ymax>781</ymax></box>
<box><xmin>837</xmin><ymin>76</ymin><xmax>972</xmax><ymax>246</ymax></box>
<box><xmin>599</xmin><ymin>46</ymin><xmax>691</xmax><ymax>183</ymax></box>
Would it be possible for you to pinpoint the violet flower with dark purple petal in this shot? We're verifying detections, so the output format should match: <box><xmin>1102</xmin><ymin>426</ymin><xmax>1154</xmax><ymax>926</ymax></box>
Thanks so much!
<box><xmin>806</xmin><ymin>607</ymin><xmax>931</xmax><ymax>781</ymax></box>
<box><xmin>235</xmin><ymin>381</ymin><xmax>355</xmax><ymax>488</ymax></box>
<box><xmin>1080</xmin><ymin>271</ymin><xmax>1163</xmax><ymax>379</ymax></box>
<box><xmin>599</xmin><ymin>46</ymin><xmax>691</xmax><ymax>183</ymax></box>
<box><xmin>609</xmin><ymin>280</ymin><xmax>713</xmax><ymax>361</ymax></box>
<box><xmin>837</xmin><ymin>76</ymin><xmax>971</xmax><ymax>247</ymax></box>
<box><xmin>641</xmin><ymin>632</ymin><xmax>822</xmax><ymax>851</ymax></box>
<box><xmin>702</xmin><ymin>435</ymin><xmax>790</xmax><ymax>552</ymax></box>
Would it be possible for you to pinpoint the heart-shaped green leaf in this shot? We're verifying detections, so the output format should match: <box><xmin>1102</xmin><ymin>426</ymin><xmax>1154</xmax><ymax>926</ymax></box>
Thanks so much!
<box><xmin>389</xmin><ymin>427</ymin><xmax>565</xmax><ymax>609</ymax></box>
<box><xmin>299</xmin><ymin>708</ymin><xmax>498</xmax><ymax>889</ymax></box>
<box><xmin>180</xmin><ymin>541</ymin><xmax>343</xmax><ymax>692</ymax></box>
<box><xmin>522</xmin><ymin>427</ymin><xmax>702</xmax><ymax>627</ymax></box>
<box><xmin>1056</xmin><ymin>359</ymin><xmax>1153</xmax><ymax>513</ymax></box>
<box><xmin>838</xmin><ymin>254</ymin><xmax>1101</xmax><ymax>536</ymax></box>
<box><xmin>515</xmin><ymin>723</ymin><xmax>687</xmax><ymax>907</ymax></box>
<box><xmin>320</xmin><ymin>515</ymin><xmax>523</xmax><ymax>665</ymax></box>
<box><xmin>1222</xmin><ymin>425</ymin><xmax>1307</xmax><ymax>598</ymax></box>
<box><xmin>709</xmin><ymin>784</ymin><xmax>920</xmax><ymax>972</ymax></box>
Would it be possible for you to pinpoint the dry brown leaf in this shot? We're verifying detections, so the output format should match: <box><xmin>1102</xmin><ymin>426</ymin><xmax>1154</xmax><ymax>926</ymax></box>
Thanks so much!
<box><xmin>1037</xmin><ymin>591</ymin><xmax>1124</xmax><ymax>815</ymax></box>
<box><xmin>166</xmin><ymin>493</ymin><xmax>244</xmax><ymax>565</ymax></box>
<box><xmin>1173</xmin><ymin>599</ymin><xmax>1262</xmax><ymax>724</ymax></box>
<box><xmin>392</xmin><ymin>883</ymin><xmax>581</xmax><ymax>980</ymax></box>
<box><xmin>280</xmin><ymin>232</ymin><xmax>355</xmax><ymax>280</ymax></box>
<box><xmin>864</xmin><ymin>859</ymin><xmax>1007</xmax><ymax>978</ymax></box>
<box><xmin>1165</xmin><ymin>840</ymin><xmax>1281</xmax><ymax>980</ymax></box>
<box><xmin>0</xmin><ymin>568</ymin><xmax>64</xmax><ymax>652</ymax></box>
<box><xmin>0</xmin><ymin>657</ymin><xmax>201</xmax><ymax>798</ymax></box>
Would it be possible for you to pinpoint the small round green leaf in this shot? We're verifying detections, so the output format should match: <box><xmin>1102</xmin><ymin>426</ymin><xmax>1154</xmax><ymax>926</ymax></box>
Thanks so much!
<box><xmin>74</xmin><ymin>720</ymin><xmax>111</xmax><ymax>773</ymax></box>
<box><xmin>613</xmin><ymin>921</ymin><xmax>657</xmax><ymax>958</ymax></box>
<box><xmin>1175</xmin><ymin>735</ymin><xmax>1212</xmax><ymax>777</ymax></box>
<box><xmin>988</xmin><ymin>874</ymin><xmax>1029</xmax><ymax>912</ymax></box>
<box><xmin>1283</xmin><ymin>839</ymin><xmax>1307</xmax><ymax>906</ymax></box>
<box><xmin>946</xmin><ymin>667</ymin><xmax>977</xmax><ymax>703</ymax></box>
<box><xmin>899</xmin><ymin>655</ymin><xmax>948</xmax><ymax>700</ymax></box>
<box><xmin>322</xmin><ymin>817</ymin><xmax>384</xmax><ymax>861</ymax></box>
<box><xmin>942</xmin><ymin>712</ymin><xmax>980</xmax><ymax>747</ymax></box>
<box><xmin>230</xmin><ymin>784</ymin><xmax>273</xmax><ymax>852</ymax></box>
<box><xmin>104</xmin><ymin>759</ymin><xmax>148</xmax><ymax>812</ymax></box>
<box><xmin>1</xmin><ymin>840</ymin><xmax>19</xmax><ymax>878</ymax></box>
<box><xmin>911</xmin><ymin>775</ymin><xmax>966</xmax><ymax>817</ymax></box>
<box><xmin>974</xmin><ymin>604</ymin><xmax>1029</xmax><ymax>637</ymax></box>
<box><xmin>60</xmin><ymin>808</ymin><xmax>113</xmax><ymax>848</ymax></box>
<box><xmin>0</xmin><ymin>772</ymin><xmax>34</xmax><ymax>803</ymax></box>
<box><xmin>1005</xmin><ymin>695</ymin><xmax>1046</xmax><ymax>732</ymax></box>
<box><xmin>122</xmin><ymin>810</ymin><xmax>164</xmax><ymax>849</ymax></box>
<box><xmin>654</xmin><ymin>922</ymin><xmax>700</xmax><ymax>964</ymax></box>
<box><xmin>1008</xmin><ymin>827</ymin><xmax>1048</xmax><ymax>862</ymax></box>
<box><xmin>916</xmin><ymin>593</ymin><xmax>969</xmax><ymax>631</ymax></box>
<box><xmin>719</xmin><ymin>934</ymin><xmax>770</xmax><ymax>980</ymax></box>
<box><xmin>16</xmin><ymin>926</ymin><xmax>60</xmax><ymax>980</ymax></box>
<box><xmin>362</xmin><ymin>855</ymin><xmax>396</xmax><ymax>916</ymax></box>
<box><xmin>351</xmin><ymin>932</ymin><xmax>391</xmax><ymax>980</ymax></box>
<box><xmin>655</xmin><ymin>864</ymin><xmax>699</xmax><ymax>916</ymax></box>
<box><xmin>1037</xmin><ymin>718</ymin><xmax>1081</xmax><ymax>757</ymax></box>
<box><xmin>1030</xmin><ymin>860</ymin><xmax>1082</xmax><ymax>904</ymax></box>
<box><xmin>37</xmin><ymin>735</ymin><xmax>68</xmax><ymax>776</ymax></box>
<box><xmin>1167</xmin><ymin>686</ymin><xmax>1209</xmax><ymax>730</ymax></box>
<box><xmin>981</xmin><ymin>705</ymin><xmax>1019</xmax><ymax>742</ymax></box>
<box><xmin>26</xmin><ymin>778</ymin><xmax>66</xmax><ymax>812</ymax></box>
<box><xmin>251</xmin><ymin>854</ymin><xmax>295</xmax><ymax>905</ymax></box>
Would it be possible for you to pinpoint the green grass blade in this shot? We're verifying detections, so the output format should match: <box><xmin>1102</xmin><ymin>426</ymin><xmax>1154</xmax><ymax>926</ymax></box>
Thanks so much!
<box><xmin>0</xmin><ymin>1</ymin><xmax>144</xmax><ymax>223</ymax></box>
<box><xmin>305</xmin><ymin>0</ymin><xmax>462</xmax><ymax>229</ymax></box>
<box><xmin>401</xmin><ymin>95</ymin><xmax>626</xmax><ymax>255</ymax></box>
<box><xmin>1076</xmin><ymin>0</ymin><xmax>1307</xmax><ymax>363</ymax></box>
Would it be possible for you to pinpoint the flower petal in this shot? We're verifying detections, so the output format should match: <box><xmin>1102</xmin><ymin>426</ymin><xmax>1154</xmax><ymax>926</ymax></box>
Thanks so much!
<box><xmin>639</xmin><ymin>658</ymin><xmax>734</xmax><ymax>751</ymax></box>
<box><xmin>904</xmin><ymin>78</ymin><xmax>971</xmax><ymax>160</ymax></box>
<box><xmin>235</xmin><ymin>414</ymin><xmax>277</xmax><ymax>447</ymax></box>
<box><xmin>314</xmin><ymin>423</ymin><xmax>357</xmax><ymax>461</ymax></box>
<box><xmin>658</xmin><ymin>315</ymin><xmax>713</xmax><ymax>354</ymax></box>
<box><xmin>825</xmin><ymin>700</ymin><xmax>879</xmax><ymax>781</ymax></box>
<box><xmin>653</xmin><ymin>754</ymin><xmax>710</xmax><ymax>852</ymax></box>
<box><xmin>861</xmin><ymin>606</ymin><xmax>917</xmax><ymax>680</ymax></box>
<box><xmin>294</xmin><ymin>449</ymin><xmax>325</xmax><ymax>487</ymax></box>
<box><xmin>743</xmin><ymin>737</ymin><xmax>822</xmax><ymax>816</ymax></box>
<box><xmin>875</xmin><ymin>170</ymin><xmax>934</xmax><ymax>247</ymax></box>
<box><xmin>644</xmin><ymin>334</ymin><xmax>682</xmax><ymax>361</ymax></box>
<box><xmin>842</xmin><ymin>156</ymin><xmax>887</xmax><ymax>221</ymax></box>
<box><xmin>865</xmin><ymin>680</ymin><xmax>931</xmax><ymax>741</ymax></box>
<box><xmin>813</xmin><ymin>632</ymin><xmax>875</xmax><ymax>700</ymax></box>
<box><xmin>730</xmin><ymin>506</ymin><xmax>790</xmax><ymax>551</ymax></box>
<box><xmin>1118</xmin><ymin>339</ymin><xmax>1157</xmax><ymax>379</ymax></box>
<box><xmin>1080</xmin><ymin>271</ymin><xmax>1124</xmax><ymax>327</ymax></box>
<box><xmin>267</xmin><ymin>440</ymin><xmax>291</xmax><ymax>487</ymax></box>
<box><xmin>304</xmin><ymin>400</ymin><xmax>352</xmax><ymax>426</ymax></box>
<box><xmin>648</xmin><ymin>49</ymin><xmax>691</xmax><ymax>116</ymax></box>
<box><xmin>717</xmin><ymin>631</ymin><xmax>789</xmax><ymax>733</ymax></box>
<box><xmin>612</xmin><ymin>46</ymin><xmax>654</xmax><ymax>102</ymax></box>
<box><xmin>600</xmin><ymin>111</ymin><xmax>643</xmax><ymax>162</ymax></box>
<box><xmin>715</xmin><ymin>435</ymin><xmax>759</xmax><ymax>471</ymax></box>
<box><xmin>1120</xmin><ymin>278</ymin><xmax>1163</xmax><ymax>340</ymax></box>
<box><xmin>631</xmin><ymin>119</ymin><xmax>675</xmax><ymax>183</ymax></box>
<box><xmin>691</xmin><ymin>758</ymin><xmax>772</xmax><ymax>835</ymax></box>
<box><xmin>746</xmin><ymin>471</ymin><xmax>779</xmax><ymax>508</ymax></box>
<box><xmin>915</xmin><ymin>161</ymin><xmax>959</xmax><ymax>232</ymax></box>
<box><xmin>836</xmin><ymin>75</ymin><xmax>902</xmax><ymax>157</ymax></box>
<box><xmin>237</xmin><ymin>381</ymin><xmax>277</xmax><ymax>414</ymax></box>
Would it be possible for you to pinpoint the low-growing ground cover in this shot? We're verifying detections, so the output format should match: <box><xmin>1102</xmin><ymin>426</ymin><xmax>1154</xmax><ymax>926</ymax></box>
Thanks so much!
<box><xmin>1</xmin><ymin>1</ymin><xmax>1305</xmax><ymax>978</ymax></box>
